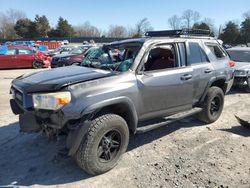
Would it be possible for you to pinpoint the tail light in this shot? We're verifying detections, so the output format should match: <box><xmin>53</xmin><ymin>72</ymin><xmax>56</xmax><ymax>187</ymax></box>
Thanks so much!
<box><xmin>228</xmin><ymin>60</ymin><xmax>235</xmax><ymax>68</ymax></box>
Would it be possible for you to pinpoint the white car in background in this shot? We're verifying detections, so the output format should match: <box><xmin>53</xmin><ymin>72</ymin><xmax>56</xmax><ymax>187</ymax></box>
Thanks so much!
<box><xmin>227</xmin><ymin>47</ymin><xmax>250</xmax><ymax>91</ymax></box>
<box><xmin>62</xmin><ymin>40</ymin><xmax>69</xmax><ymax>45</ymax></box>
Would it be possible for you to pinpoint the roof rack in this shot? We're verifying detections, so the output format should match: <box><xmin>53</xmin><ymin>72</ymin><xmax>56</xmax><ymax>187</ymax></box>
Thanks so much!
<box><xmin>145</xmin><ymin>29</ymin><xmax>211</xmax><ymax>37</ymax></box>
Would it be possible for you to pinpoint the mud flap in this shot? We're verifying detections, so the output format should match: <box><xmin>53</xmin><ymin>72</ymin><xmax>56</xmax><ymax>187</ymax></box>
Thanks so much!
<box><xmin>68</xmin><ymin>120</ymin><xmax>91</xmax><ymax>156</ymax></box>
<box><xmin>19</xmin><ymin>112</ymin><xmax>41</xmax><ymax>133</ymax></box>
<box><xmin>235</xmin><ymin>115</ymin><xmax>250</xmax><ymax>129</ymax></box>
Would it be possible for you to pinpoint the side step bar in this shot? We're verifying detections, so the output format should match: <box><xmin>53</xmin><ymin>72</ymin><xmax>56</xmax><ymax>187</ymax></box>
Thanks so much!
<box><xmin>136</xmin><ymin>107</ymin><xmax>202</xmax><ymax>134</ymax></box>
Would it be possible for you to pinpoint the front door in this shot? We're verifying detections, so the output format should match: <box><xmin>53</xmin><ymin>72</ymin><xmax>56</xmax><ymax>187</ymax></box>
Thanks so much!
<box><xmin>136</xmin><ymin>43</ymin><xmax>193</xmax><ymax>120</ymax></box>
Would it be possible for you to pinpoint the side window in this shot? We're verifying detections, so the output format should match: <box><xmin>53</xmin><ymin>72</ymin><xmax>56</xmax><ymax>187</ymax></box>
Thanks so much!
<box><xmin>144</xmin><ymin>44</ymin><xmax>177</xmax><ymax>72</ymax></box>
<box><xmin>205</xmin><ymin>43</ymin><xmax>227</xmax><ymax>59</ymax></box>
<box><xmin>189</xmin><ymin>42</ymin><xmax>209</xmax><ymax>64</ymax></box>
<box><xmin>6</xmin><ymin>49</ymin><xmax>16</xmax><ymax>55</ymax></box>
<box><xmin>18</xmin><ymin>49</ymin><xmax>33</xmax><ymax>54</ymax></box>
<box><xmin>177</xmin><ymin>43</ymin><xmax>186</xmax><ymax>67</ymax></box>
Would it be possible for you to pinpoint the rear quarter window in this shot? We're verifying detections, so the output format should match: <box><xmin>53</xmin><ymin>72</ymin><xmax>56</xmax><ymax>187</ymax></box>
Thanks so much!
<box><xmin>205</xmin><ymin>43</ymin><xmax>227</xmax><ymax>59</ymax></box>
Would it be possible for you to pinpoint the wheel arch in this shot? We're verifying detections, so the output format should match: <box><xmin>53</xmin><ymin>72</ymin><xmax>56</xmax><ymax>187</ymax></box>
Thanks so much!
<box><xmin>199</xmin><ymin>76</ymin><xmax>226</xmax><ymax>105</ymax></box>
<box><xmin>82</xmin><ymin>97</ymin><xmax>138</xmax><ymax>133</ymax></box>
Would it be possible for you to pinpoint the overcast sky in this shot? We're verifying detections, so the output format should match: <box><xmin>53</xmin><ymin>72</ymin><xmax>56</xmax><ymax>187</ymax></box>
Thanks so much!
<box><xmin>1</xmin><ymin>0</ymin><xmax>250</xmax><ymax>30</ymax></box>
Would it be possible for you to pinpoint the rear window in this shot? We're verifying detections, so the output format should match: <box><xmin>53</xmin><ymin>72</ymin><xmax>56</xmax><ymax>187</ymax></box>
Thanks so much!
<box><xmin>206</xmin><ymin>43</ymin><xmax>227</xmax><ymax>59</ymax></box>
<box><xmin>227</xmin><ymin>50</ymin><xmax>250</xmax><ymax>62</ymax></box>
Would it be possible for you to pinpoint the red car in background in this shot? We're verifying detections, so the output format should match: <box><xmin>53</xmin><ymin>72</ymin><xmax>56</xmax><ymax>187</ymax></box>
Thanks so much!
<box><xmin>0</xmin><ymin>45</ymin><xmax>51</xmax><ymax>69</ymax></box>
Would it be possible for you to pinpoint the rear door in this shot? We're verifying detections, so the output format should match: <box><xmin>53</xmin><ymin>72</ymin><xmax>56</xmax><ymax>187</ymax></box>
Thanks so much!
<box><xmin>16</xmin><ymin>48</ymin><xmax>35</xmax><ymax>68</ymax></box>
<box><xmin>0</xmin><ymin>49</ymin><xmax>17</xmax><ymax>69</ymax></box>
<box><xmin>186</xmin><ymin>41</ymin><xmax>215</xmax><ymax>104</ymax></box>
<box><xmin>136</xmin><ymin>42</ymin><xmax>194</xmax><ymax>120</ymax></box>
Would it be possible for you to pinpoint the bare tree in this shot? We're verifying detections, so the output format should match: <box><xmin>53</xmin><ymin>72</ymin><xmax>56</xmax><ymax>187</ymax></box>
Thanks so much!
<box><xmin>74</xmin><ymin>22</ymin><xmax>101</xmax><ymax>37</ymax></box>
<box><xmin>107</xmin><ymin>25</ymin><xmax>127</xmax><ymax>38</ymax></box>
<box><xmin>182</xmin><ymin>9</ymin><xmax>200</xmax><ymax>29</ymax></box>
<box><xmin>6</xmin><ymin>9</ymin><xmax>26</xmax><ymax>25</ymax></box>
<box><xmin>135</xmin><ymin>18</ymin><xmax>153</xmax><ymax>37</ymax></box>
<box><xmin>126</xmin><ymin>26</ymin><xmax>136</xmax><ymax>38</ymax></box>
<box><xmin>243</xmin><ymin>10</ymin><xmax>250</xmax><ymax>19</ymax></box>
<box><xmin>0</xmin><ymin>9</ymin><xmax>26</xmax><ymax>39</ymax></box>
<box><xmin>168</xmin><ymin>15</ymin><xmax>181</xmax><ymax>29</ymax></box>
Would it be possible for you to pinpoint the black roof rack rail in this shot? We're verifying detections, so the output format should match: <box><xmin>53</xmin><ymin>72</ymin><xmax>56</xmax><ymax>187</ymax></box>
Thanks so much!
<box><xmin>145</xmin><ymin>29</ymin><xmax>211</xmax><ymax>37</ymax></box>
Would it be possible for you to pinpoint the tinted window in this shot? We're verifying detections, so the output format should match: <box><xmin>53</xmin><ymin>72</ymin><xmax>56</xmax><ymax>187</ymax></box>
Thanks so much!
<box><xmin>178</xmin><ymin>43</ymin><xmax>186</xmax><ymax>67</ymax></box>
<box><xmin>227</xmin><ymin>50</ymin><xmax>250</xmax><ymax>62</ymax></box>
<box><xmin>144</xmin><ymin>44</ymin><xmax>177</xmax><ymax>71</ymax></box>
<box><xmin>189</xmin><ymin>42</ymin><xmax>209</xmax><ymax>64</ymax></box>
<box><xmin>206</xmin><ymin>43</ymin><xmax>227</xmax><ymax>59</ymax></box>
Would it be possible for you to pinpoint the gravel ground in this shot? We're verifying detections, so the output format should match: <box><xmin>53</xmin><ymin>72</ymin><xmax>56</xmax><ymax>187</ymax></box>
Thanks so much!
<box><xmin>0</xmin><ymin>68</ymin><xmax>250</xmax><ymax>188</ymax></box>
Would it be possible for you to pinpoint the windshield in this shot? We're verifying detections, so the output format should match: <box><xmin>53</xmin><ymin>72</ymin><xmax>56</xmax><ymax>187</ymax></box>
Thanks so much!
<box><xmin>227</xmin><ymin>50</ymin><xmax>250</xmax><ymax>62</ymax></box>
<box><xmin>70</xmin><ymin>47</ymin><xmax>85</xmax><ymax>54</ymax></box>
<box><xmin>80</xmin><ymin>43</ymin><xmax>142</xmax><ymax>72</ymax></box>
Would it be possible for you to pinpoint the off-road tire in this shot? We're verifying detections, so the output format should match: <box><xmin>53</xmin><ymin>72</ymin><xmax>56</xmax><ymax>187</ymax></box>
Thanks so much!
<box><xmin>75</xmin><ymin>114</ymin><xmax>129</xmax><ymax>175</ymax></box>
<box><xmin>197</xmin><ymin>86</ymin><xmax>224</xmax><ymax>123</ymax></box>
<box><xmin>32</xmin><ymin>61</ymin><xmax>43</xmax><ymax>69</ymax></box>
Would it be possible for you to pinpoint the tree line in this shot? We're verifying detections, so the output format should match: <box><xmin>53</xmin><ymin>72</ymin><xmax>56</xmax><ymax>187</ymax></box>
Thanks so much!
<box><xmin>0</xmin><ymin>8</ymin><xmax>250</xmax><ymax>45</ymax></box>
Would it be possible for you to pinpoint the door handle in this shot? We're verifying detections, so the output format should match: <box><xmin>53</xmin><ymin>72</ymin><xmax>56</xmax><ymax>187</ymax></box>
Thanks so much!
<box><xmin>204</xmin><ymin>69</ymin><xmax>212</xmax><ymax>73</ymax></box>
<box><xmin>181</xmin><ymin>74</ymin><xmax>192</xmax><ymax>81</ymax></box>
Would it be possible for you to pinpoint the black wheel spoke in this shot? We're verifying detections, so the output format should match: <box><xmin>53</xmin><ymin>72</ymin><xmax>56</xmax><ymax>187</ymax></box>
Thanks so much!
<box><xmin>97</xmin><ymin>129</ymin><xmax>122</xmax><ymax>162</ymax></box>
<box><xmin>109</xmin><ymin>131</ymin><xmax>117</xmax><ymax>139</ymax></box>
<box><xmin>111</xmin><ymin>140</ymin><xmax>120</xmax><ymax>149</ymax></box>
<box><xmin>104</xmin><ymin>150</ymin><xmax>111</xmax><ymax>160</ymax></box>
<box><xmin>97</xmin><ymin>146</ymin><xmax>104</xmax><ymax>157</ymax></box>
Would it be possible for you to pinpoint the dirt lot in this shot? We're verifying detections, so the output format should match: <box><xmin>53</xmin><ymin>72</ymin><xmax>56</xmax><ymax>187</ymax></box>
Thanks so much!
<box><xmin>0</xmin><ymin>69</ymin><xmax>250</xmax><ymax>188</ymax></box>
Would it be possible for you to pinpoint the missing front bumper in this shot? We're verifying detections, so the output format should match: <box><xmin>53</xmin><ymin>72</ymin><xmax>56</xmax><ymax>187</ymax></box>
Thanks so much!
<box><xmin>19</xmin><ymin>112</ymin><xmax>41</xmax><ymax>133</ymax></box>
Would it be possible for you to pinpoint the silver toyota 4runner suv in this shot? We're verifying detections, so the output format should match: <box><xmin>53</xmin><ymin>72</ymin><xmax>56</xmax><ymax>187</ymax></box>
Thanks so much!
<box><xmin>10</xmin><ymin>29</ymin><xmax>234</xmax><ymax>175</ymax></box>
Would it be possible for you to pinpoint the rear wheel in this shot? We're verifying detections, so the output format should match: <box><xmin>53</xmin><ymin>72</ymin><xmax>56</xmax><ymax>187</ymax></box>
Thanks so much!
<box><xmin>197</xmin><ymin>87</ymin><xmax>224</xmax><ymax>123</ymax></box>
<box><xmin>75</xmin><ymin>114</ymin><xmax>129</xmax><ymax>175</ymax></box>
<box><xmin>32</xmin><ymin>61</ymin><xmax>43</xmax><ymax>69</ymax></box>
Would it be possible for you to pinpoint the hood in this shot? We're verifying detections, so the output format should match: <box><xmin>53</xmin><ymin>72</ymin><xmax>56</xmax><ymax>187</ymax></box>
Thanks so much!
<box><xmin>12</xmin><ymin>66</ymin><xmax>115</xmax><ymax>93</ymax></box>
<box><xmin>234</xmin><ymin>61</ymin><xmax>250</xmax><ymax>70</ymax></box>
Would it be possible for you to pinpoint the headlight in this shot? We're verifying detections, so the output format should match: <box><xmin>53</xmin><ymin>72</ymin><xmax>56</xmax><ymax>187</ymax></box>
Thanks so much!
<box><xmin>32</xmin><ymin>92</ymin><xmax>71</xmax><ymax>110</ymax></box>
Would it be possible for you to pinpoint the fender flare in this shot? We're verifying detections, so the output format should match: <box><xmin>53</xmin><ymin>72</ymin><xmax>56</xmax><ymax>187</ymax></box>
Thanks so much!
<box><xmin>81</xmin><ymin>96</ymin><xmax>138</xmax><ymax>131</ymax></box>
<box><xmin>199</xmin><ymin>76</ymin><xmax>226</xmax><ymax>104</ymax></box>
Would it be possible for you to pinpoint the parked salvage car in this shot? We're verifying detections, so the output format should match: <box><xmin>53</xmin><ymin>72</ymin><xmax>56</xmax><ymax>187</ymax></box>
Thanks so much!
<box><xmin>48</xmin><ymin>45</ymin><xmax>76</xmax><ymax>57</ymax></box>
<box><xmin>227</xmin><ymin>47</ymin><xmax>250</xmax><ymax>91</ymax></box>
<box><xmin>0</xmin><ymin>45</ymin><xmax>51</xmax><ymax>69</ymax></box>
<box><xmin>51</xmin><ymin>46</ymin><xmax>92</xmax><ymax>68</ymax></box>
<box><xmin>10</xmin><ymin>29</ymin><xmax>234</xmax><ymax>175</ymax></box>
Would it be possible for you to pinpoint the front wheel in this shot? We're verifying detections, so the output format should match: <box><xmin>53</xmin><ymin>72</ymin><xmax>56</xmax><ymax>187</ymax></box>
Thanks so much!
<box><xmin>75</xmin><ymin>114</ymin><xmax>129</xmax><ymax>175</ymax></box>
<box><xmin>196</xmin><ymin>87</ymin><xmax>224</xmax><ymax>123</ymax></box>
<box><xmin>32</xmin><ymin>61</ymin><xmax>43</xmax><ymax>69</ymax></box>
